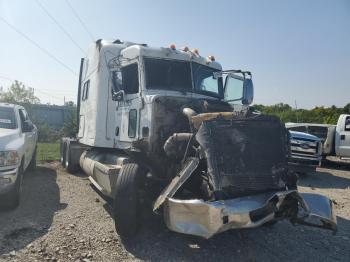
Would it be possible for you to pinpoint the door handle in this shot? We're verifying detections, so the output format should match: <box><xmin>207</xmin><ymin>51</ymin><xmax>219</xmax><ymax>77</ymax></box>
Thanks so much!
<box><xmin>341</xmin><ymin>135</ymin><xmax>345</xmax><ymax>140</ymax></box>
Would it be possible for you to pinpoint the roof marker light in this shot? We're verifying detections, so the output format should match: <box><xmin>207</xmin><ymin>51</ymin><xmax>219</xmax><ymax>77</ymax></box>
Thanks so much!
<box><xmin>192</xmin><ymin>48</ymin><xmax>199</xmax><ymax>56</ymax></box>
<box><xmin>181</xmin><ymin>46</ymin><xmax>189</xmax><ymax>52</ymax></box>
<box><xmin>169</xmin><ymin>44</ymin><xmax>176</xmax><ymax>50</ymax></box>
<box><xmin>208</xmin><ymin>55</ymin><xmax>215</xmax><ymax>61</ymax></box>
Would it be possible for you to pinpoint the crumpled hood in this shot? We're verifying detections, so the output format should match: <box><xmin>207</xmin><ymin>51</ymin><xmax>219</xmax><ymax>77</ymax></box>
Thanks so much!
<box><xmin>289</xmin><ymin>130</ymin><xmax>321</xmax><ymax>141</ymax></box>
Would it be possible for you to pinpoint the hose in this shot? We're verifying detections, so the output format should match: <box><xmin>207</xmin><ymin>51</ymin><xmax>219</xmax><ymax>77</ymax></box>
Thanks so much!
<box><xmin>163</xmin><ymin>133</ymin><xmax>193</xmax><ymax>157</ymax></box>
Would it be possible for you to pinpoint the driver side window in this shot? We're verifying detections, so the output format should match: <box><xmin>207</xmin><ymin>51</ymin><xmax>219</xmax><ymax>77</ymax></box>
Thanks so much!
<box><xmin>345</xmin><ymin>116</ymin><xmax>350</xmax><ymax>131</ymax></box>
<box><xmin>18</xmin><ymin>109</ymin><xmax>28</xmax><ymax>130</ymax></box>
<box><xmin>112</xmin><ymin>63</ymin><xmax>139</xmax><ymax>95</ymax></box>
<box><xmin>122</xmin><ymin>63</ymin><xmax>139</xmax><ymax>94</ymax></box>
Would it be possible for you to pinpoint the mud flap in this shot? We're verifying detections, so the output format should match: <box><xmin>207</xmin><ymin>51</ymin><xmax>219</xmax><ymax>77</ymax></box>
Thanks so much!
<box><xmin>295</xmin><ymin>193</ymin><xmax>337</xmax><ymax>232</ymax></box>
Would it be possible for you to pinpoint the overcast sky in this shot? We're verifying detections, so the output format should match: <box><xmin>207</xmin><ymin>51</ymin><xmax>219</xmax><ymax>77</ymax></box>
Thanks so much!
<box><xmin>0</xmin><ymin>0</ymin><xmax>349</xmax><ymax>108</ymax></box>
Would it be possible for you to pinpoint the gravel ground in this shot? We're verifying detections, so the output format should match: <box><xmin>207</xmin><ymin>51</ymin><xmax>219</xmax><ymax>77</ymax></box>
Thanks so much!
<box><xmin>0</xmin><ymin>161</ymin><xmax>350</xmax><ymax>262</ymax></box>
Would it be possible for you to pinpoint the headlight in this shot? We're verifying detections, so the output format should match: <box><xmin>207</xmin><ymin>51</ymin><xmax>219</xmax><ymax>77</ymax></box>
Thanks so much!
<box><xmin>0</xmin><ymin>151</ymin><xmax>19</xmax><ymax>166</ymax></box>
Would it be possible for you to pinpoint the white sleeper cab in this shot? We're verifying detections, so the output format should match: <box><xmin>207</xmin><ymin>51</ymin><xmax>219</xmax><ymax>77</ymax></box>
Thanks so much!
<box><xmin>61</xmin><ymin>40</ymin><xmax>336</xmax><ymax>239</ymax></box>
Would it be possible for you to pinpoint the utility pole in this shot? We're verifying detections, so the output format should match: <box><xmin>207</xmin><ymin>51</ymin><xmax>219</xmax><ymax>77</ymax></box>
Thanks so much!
<box><xmin>294</xmin><ymin>100</ymin><xmax>299</xmax><ymax>123</ymax></box>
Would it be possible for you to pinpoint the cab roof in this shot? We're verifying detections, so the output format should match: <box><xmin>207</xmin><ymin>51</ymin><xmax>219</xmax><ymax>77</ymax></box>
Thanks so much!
<box><xmin>96</xmin><ymin>39</ymin><xmax>222</xmax><ymax>71</ymax></box>
<box><xmin>0</xmin><ymin>103</ymin><xmax>18</xmax><ymax>108</ymax></box>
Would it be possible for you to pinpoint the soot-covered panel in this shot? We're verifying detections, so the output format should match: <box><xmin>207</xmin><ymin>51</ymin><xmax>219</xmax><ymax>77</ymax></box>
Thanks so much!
<box><xmin>196</xmin><ymin>114</ymin><xmax>289</xmax><ymax>196</ymax></box>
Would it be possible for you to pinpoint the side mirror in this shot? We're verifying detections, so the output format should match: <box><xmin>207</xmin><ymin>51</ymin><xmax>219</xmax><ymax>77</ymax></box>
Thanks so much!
<box><xmin>224</xmin><ymin>75</ymin><xmax>254</xmax><ymax>105</ymax></box>
<box><xmin>112</xmin><ymin>90</ymin><xmax>125</xmax><ymax>101</ymax></box>
<box><xmin>242</xmin><ymin>78</ymin><xmax>254</xmax><ymax>105</ymax></box>
<box><xmin>22</xmin><ymin>120</ymin><xmax>34</xmax><ymax>132</ymax></box>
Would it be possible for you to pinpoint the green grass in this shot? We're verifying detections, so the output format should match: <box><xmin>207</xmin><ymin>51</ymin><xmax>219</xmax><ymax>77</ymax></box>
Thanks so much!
<box><xmin>37</xmin><ymin>142</ymin><xmax>60</xmax><ymax>162</ymax></box>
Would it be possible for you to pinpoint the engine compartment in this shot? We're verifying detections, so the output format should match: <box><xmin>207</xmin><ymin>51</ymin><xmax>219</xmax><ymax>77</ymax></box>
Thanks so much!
<box><xmin>149</xmin><ymin>102</ymin><xmax>336</xmax><ymax>237</ymax></box>
<box><xmin>195</xmin><ymin>114</ymin><xmax>296</xmax><ymax>199</ymax></box>
<box><xmin>147</xmin><ymin>96</ymin><xmax>298</xmax><ymax>205</ymax></box>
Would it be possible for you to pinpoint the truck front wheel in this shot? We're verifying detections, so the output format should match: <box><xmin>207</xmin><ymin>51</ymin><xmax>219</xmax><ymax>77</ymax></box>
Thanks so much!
<box><xmin>113</xmin><ymin>163</ymin><xmax>144</xmax><ymax>239</ymax></box>
<box><xmin>60</xmin><ymin>141</ymin><xmax>67</xmax><ymax>168</ymax></box>
<box><xmin>65</xmin><ymin>141</ymin><xmax>79</xmax><ymax>174</ymax></box>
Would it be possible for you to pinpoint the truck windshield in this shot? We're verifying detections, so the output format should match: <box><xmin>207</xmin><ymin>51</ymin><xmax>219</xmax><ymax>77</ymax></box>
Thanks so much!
<box><xmin>145</xmin><ymin>58</ymin><xmax>192</xmax><ymax>91</ymax></box>
<box><xmin>0</xmin><ymin>107</ymin><xmax>17</xmax><ymax>129</ymax></box>
<box><xmin>192</xmin><ymin>63</ymin><xmax>222</xmax><ymax>98</ymax></box>
<box><xmin>144</xmin><ymin>58</ymin><xmax>223</xmax><ymax>98</ymax></box>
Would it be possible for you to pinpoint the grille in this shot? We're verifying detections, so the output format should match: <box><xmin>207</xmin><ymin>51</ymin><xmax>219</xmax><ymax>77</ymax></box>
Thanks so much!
<box><xmin>195</xmin><ymin>114</ymin><xmax>289</xmax><ymax>195</ymax></box>
<box><xmin>290</xmin><ymin>138</ymin><xmax>319</xmax><ymax>158</ymax></box>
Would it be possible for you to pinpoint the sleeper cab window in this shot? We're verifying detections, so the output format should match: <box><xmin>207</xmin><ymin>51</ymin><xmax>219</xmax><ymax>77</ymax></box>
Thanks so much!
<box><xmin>82</xmin><ymin>80</ymin><xmax>90</xmax><ymax>101</ymax></box>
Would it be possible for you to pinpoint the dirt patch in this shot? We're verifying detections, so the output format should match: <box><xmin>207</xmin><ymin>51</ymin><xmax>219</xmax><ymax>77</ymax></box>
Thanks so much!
<box><xmin>0</xmin><ymin>162</ymin><xmax>350</xmax><ymax>261</ymax></box>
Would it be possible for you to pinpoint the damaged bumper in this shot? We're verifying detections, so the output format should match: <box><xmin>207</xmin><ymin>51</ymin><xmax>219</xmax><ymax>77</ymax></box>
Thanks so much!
<box><xmin>163</xmin><ymin>190</ymin><xmax>337</xmax><ymax>239</ymax></box>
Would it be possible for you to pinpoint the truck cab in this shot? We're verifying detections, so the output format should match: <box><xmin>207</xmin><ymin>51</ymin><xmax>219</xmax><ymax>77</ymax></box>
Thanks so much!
<box><xmin>335</xmin><ymin>114</ymin><xmax>350</xmax><ymax>158</ymax></box>
<box><xmin>76</xmin><ymin>40</ymin><xmax>251</xmax><ymax>150</ymax></box>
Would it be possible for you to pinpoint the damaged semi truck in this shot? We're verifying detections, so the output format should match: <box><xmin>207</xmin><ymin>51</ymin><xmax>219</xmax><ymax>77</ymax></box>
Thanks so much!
<box><xmin>61</xmin><ymin>40</ymin><xmax>337</xmax><ymax>239</ymax></box>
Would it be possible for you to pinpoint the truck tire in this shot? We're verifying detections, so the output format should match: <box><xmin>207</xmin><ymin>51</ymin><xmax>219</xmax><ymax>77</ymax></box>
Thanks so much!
<box><xmin>1</xmin><ymin>162</ymin><xmax>23</xmax><ymax>209</ymax></box>
<box><xmin>60</xmin><ymin>141</ymin><xmax>67</xmax><ymax>168</ymax></box>
<box><xmin>297</xmin><ymin>171</ymin><xmax>307</xmax><ymax>177</ymax></box>
<box><xmin>263</xmin><ymin>220</ymin><xmax>278</xmax><ymax>227</ymax></box>
<box><xmin>28</xmin><ymin>147</ymin><xmax>37</xmax><ymax>171</ymax></box>
<box><xmin>65</xmin><ymin>141</ymin><xmax>79</xmax><ymax>174</ymax></box>
<box><xmin>113</xmin><ymin>163</ymin><xmax>144</xmax><ymax>239</ymax></box>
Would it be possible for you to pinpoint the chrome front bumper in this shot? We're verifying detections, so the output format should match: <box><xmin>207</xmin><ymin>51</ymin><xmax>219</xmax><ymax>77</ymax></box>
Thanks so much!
<box><xmin>0</xmin><ymin>167</ymin><xmax>19</xmax><ymax>194</ymax></box>
<box><xmin>163</xmin><ymin>190</ymin><xmax>337</xmax><ymax>238</ymax></box>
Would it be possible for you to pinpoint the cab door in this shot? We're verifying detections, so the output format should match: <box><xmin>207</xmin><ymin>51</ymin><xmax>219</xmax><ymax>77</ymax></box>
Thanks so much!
<box><xmin>18</xmin><ymin>108</ymin><xmax>35</xmax><ymax>169</ymax></box>
<box><xmin>335</xmin><ymin>114</ymin><xmax>350</xmax><ymax>157</ymax></box>
<box><xmin>112</xmin><ymin>61</ymin><xmax>142</xmax><ymax>143</ymax></box>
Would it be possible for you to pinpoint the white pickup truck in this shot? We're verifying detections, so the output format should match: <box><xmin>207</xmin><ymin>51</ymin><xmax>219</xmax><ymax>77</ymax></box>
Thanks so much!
<box><xmin>0</xmin><ymin>103</ymin><xmax>38</xmax><ymax>209</ymax></box>
<box><xmin>286</xmin><ymin>114</ymin><xmax>350</xmax><ymax>160</ymax></box>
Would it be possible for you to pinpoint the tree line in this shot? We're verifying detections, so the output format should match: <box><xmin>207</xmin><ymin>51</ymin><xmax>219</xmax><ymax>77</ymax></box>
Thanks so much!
<box><xmin>1</xmin><ymin>81</ymin><xmax>349</xmax><ymax>141</ymax></box>
<box><xmin>254</xmin><ymin>103</ymin><xmax>350</xmax><ymax>124</ymax></box>
<box><xmin>0</xmin><ymin>81</ymin><xmax>77</xmax><ymax>142</ymax></box>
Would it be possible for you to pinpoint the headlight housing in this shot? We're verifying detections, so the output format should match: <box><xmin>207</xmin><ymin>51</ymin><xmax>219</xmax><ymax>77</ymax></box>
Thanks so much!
<box><xmin>0</xmin><ymin>151</ymin><xmax>19</xmax><ymax>166</ymax></box>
